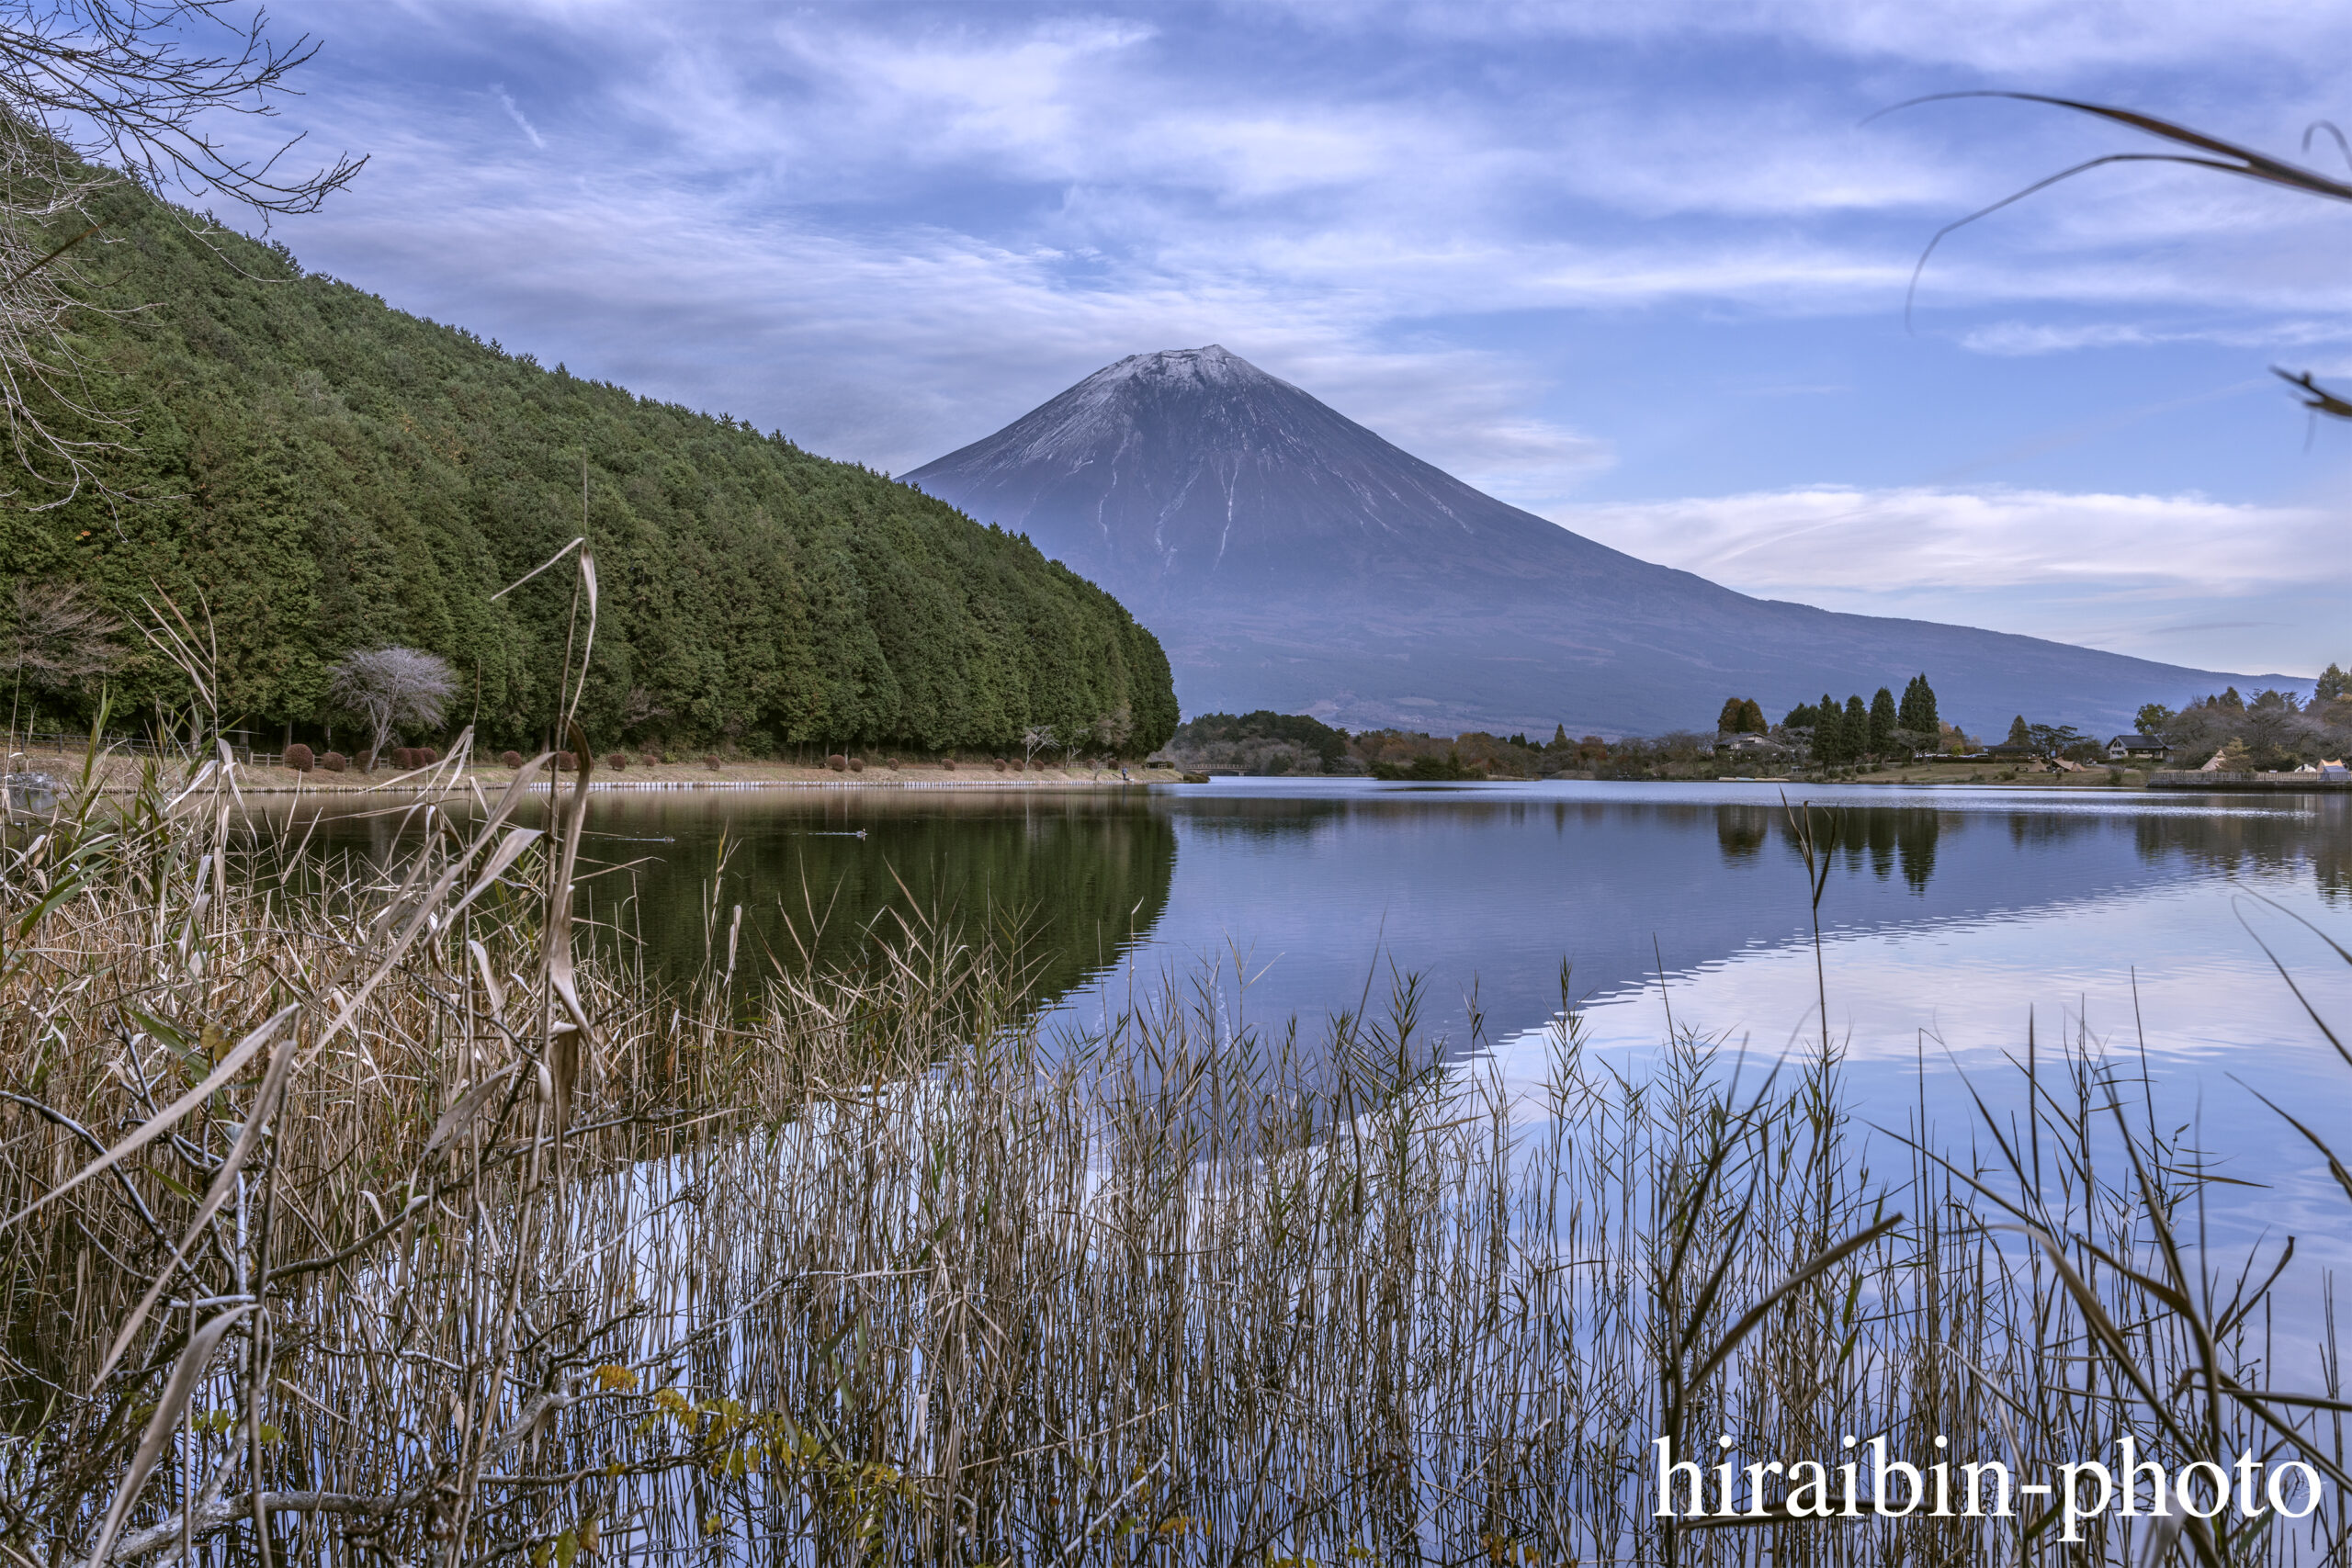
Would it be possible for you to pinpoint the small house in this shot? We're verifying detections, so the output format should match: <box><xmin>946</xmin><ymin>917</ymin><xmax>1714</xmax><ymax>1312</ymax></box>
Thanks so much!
<box><xmin>2104</xmin><ymin>734</ymin><xmax>2170</xmax><ymax>761</ymax></box>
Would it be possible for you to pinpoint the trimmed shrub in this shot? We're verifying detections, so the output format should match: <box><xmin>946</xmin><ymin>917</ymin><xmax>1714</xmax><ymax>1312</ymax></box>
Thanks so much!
<box><xmin>942</xmin><ymin>758</ymin><xmax>956</xmax><ymax>771</ymax></box>
<box><xmin>322</xmin><ymin>751</ymin><xmax>347</xmax><ymax>773</ymax></box>
<box><xmin>993</xmin><ymin>758</ymin><xmax>1008</xmax><ymax>773</ymax></box>
<box><xmin>886</xmin><ymin>757</ymin><xmax>900</xmax><ymax>770</ymax></box>
<box><xmin>848</xmin><ymin>756</ymin><xmax>865</xmax><ymax>773</ymax></box>
<box><xmin>826</xmin><ymin>754</ymin><xmax>847</xmax><ymax>772</ymax></box>
<box><xmin>607</xmin><ymin>752</ymin><xmax>628</xmax><ymax>771</ymax></box>
<box><xmin>554</xmin><ymin>751</ymin><xmax>577</xmax><ymax>772</ymax></box>
<box><xmin>422</xmin><ymin>747</ymin><xmax>441</xmax><ymax>765</ymax></box>
<box><xmin>640</xmin><ymin>753</ymin><xmax>661</xmax><ymax>769</ymax></box>
<box><xmin>501</xmin><ymin>750</ymin><xmax>523</xmax><ymax>769</ymax></box>
<box><xmin>281</xmin><ymin>743</ymin><xmax>313</xmax><ymax>773</ymax></box>
<box><xmin>356</xmin><ymin>750</ymin><xmax>377</xmax><ymax>773</ymax></box>
<box><xmin>703</xmin><ymin>754</ymin><xmax>722</xmax><ymax>771</ymax></box>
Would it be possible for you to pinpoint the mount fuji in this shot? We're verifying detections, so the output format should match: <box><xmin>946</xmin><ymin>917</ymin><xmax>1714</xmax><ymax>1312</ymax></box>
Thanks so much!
<box><xmin>906</xmin><ymin>345</ymin><xmax>2292</xmax><ymax>737</ymax></box>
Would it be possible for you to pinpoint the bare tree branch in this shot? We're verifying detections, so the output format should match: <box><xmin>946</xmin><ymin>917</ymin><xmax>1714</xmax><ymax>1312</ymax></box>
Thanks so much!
<box><xmin>0</xmin><ymin>3</ymin><xmax>365</xmax><ymax>507</ymax></box>
<box><xmin>0</xmin><ymin>2</ymin><xmax>365</xmax><ymax>219</ymax></box>
<box><xmin>326</xmin><ymin>646</ymin><xmax>454</xmax><ymax>771</ymax></box>
<box><xmin>3</xmin><ymin>576</ymin><xmax>120</xmax><ymax>690</ymax></box>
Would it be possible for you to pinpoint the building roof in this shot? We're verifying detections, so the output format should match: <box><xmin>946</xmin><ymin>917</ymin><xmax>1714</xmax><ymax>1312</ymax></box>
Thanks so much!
<box><xmin>2107</xmin><ymin>734</ymin><xmax>2167</xmax><ymax>748</ymax></box>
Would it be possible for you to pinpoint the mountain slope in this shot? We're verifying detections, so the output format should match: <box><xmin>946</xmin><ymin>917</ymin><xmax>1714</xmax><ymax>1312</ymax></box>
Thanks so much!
<box><xmin>2</xmin><ymin>180</ymin><xmax>1177</xmax><ymax>757</ymax></box>
<box><xmin>909</xmin><ymin>346</ymin><xmax>2298</xmax><ymax>737</ymax></box>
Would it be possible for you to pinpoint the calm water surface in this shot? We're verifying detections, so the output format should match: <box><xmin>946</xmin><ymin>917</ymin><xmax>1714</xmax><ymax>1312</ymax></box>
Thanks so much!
<box><xmin>287</xmin><ymin>779</ymin><xmax>2352</xmax><ymax>1251</ymax></box>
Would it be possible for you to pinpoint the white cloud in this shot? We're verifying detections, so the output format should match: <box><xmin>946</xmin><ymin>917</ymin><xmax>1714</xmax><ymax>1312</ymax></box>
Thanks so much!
<box><xmin>1549</xmin><ymin>484</ymin><xmax>2346</xmax><ymax>672</ymax></box>
<box><xmin>1554</xmin><ymin>484</ymin><xmax>2334</xmax><ymax>593</ymax></box>
<box><xmin>186</xmin><ymin>2</ymin><xmax>2352</xmax><ymax>672</ymax></box>
<box><xmin>1372</xmin><ymin>0</ymin><xmax>2352</xmax><ymax>76</ymax></box>
<box><xmin>1959</xmin><ymin>321</ymin><xmax>2158</xmax><ymax>355</ymax></box>
<box><xmin>492</xmin><ymin>85</ymin><xmax>544</xmax><ymax>149</ymax></box>
<box><xmin>1960</xmin><ymin>318</ymin><xmax>2352</xmax><ymax>356</ymax></box>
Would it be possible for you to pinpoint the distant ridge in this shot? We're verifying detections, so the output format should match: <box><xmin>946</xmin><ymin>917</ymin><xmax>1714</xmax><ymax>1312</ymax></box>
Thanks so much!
<box><xmin>910</xmin><ymin>346</ymin><xmax>2301</xmax><ymax>736</ymax></box>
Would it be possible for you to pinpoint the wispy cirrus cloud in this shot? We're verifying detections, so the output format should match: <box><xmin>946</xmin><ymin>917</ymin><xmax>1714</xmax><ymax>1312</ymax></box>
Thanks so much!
<box><xmin>1555</xmin><ymin>484</ymin><xmax>2334</xmax><ymax>592</ymax></box>
<box><xmin>1960</xmin><ymin>318</ymin><xmax>2352</xmax><ymax>356</ymax></box>
<box><xmin>1550</xmin><ymin>485</ymin><xmax>2343</xmax><ymax>672</ymax></box>
<box><xmin>491</xmin><ymin>85</ymin><xmax>544</xmax><ymax>149</ymax></box>
<box><xmin>229</xmin><ymin>0</ymin><xmax>2352</xmax><ymax>672</ymax></box>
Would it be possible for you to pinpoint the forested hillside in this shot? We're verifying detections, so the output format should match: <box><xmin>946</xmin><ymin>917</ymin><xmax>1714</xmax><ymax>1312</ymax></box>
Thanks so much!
<box><xmin>0</xmin><ymin>175</ymin><xmax>1177</xmax><ymax>756</ymax></box>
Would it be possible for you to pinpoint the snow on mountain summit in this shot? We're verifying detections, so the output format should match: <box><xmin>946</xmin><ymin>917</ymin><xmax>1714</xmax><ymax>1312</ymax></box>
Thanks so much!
<box><xmin>1086</xmin><ymin>344</ymin><xmax>1262</xmax><ymax>389</ymax></box>
<box><xmin>908</xmin><ymin>341</ymin><xmax>1591</xmax><ymax>582</ymax></box>
<box><xmin>973</xmin><ymin>344</ymin><xmax>1295</xmax><ymax>469</ymax></box>
<box><xmin>903</xmin><ymin>347</ymin><xmax>2275</xmax><ymax>736</ymax></box>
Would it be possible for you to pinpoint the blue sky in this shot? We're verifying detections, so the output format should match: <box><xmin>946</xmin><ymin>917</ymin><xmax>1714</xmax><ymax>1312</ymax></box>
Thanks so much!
<box><xmin>223</xmin><ymin>1</ymin><xmax>2346</xmax><ymax>677</ymax></box>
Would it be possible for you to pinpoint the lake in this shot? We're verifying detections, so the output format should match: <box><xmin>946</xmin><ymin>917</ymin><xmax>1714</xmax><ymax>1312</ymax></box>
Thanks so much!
<box><xmin>284</xmin><ymin>778</ymin><xmax>2352</xmax><ymax>1252</ymax></box>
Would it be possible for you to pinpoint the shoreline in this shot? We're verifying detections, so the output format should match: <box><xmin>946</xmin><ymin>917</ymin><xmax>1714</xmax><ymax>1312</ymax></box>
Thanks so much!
<box><xmin>0</xmin><ymin>750</ymin><xmax>1193</xmax><ymax>796</ymax></box>
<box><xmin>201</xmin><ymin>773</ymin><xmax>1182</xmax><ymax>795</ymax></box>
<box><xmin>14</xmin><ymin>748</ymin><xmax>2345</xmax><ymax>797</ymax></box>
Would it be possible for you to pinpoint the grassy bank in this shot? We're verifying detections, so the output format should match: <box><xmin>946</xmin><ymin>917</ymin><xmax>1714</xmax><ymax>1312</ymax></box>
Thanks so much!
<box><xmin>4</xmin><ymin>734</ymin><xmax>2350</xmax><ymax>1564</ymax></box>
<box><xmin>3</xmin><ymin>733</ymin><xmax>1185</xmax><ymax>794</ymax></box>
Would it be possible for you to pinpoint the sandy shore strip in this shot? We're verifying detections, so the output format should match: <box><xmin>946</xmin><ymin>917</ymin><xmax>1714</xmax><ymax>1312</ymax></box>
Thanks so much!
<box><xmin>1</xmin><ymin>746</ymin><xmax>1194</xmax><ymax>795</ymax></box>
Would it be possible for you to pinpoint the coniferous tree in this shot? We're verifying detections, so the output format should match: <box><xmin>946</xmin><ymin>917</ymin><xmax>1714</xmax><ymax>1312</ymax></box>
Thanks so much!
<box><xmin>1738</xmin><ymin>697</ymin><xmax>1766</xmax><ymax>733</ymax></box>
<box><xmin>1869</xmin><ymin>686</ymin><xmax>1898</xmax><ymax>753</ymax></box>
<box><xmin>0</xmin><ymin>164</ymin><xmax>1182</xmax><ymax>758</ymax></box>
<box><xmin>1814</xmin><ymin>692</ymin><xmax>1844</xmax><ymax>762</ymax></box>
<box><xmin>2006</xmin><ymin>715</ymin><xmax>2031</xmax><ymax>748</ymax></box>
<box><xmin>2317</xmin><ymin>662</ymin><xmax>2347</xmax><ymax>702</ymax></box>
<box><xmin>1898</xmin><ymin>674</ymin><xmax>1939</xmax><ymax>735</ymax></box>
<box><xmin>1718</xmin><ymin>697</ymin><xmax>1748</xmax><ymax>734</ymax></box>
<box><xmin>1844</xmin><ymin>694</ymin><xmax>1870</xmax><ymax>757</ymax></box>
<box><xmin>1551</xmin><ymin>722</ymin><xmax>1569</xmax><ymax>749</ymax></box>
<box><xmin>1783</xmin><ymin>701</ymin><xmax>1819</xmax><ymax>730</ymax></box>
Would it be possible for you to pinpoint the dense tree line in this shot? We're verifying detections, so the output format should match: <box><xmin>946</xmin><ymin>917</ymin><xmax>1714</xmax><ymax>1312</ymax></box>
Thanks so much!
<box><xmin>2136</xmin><ymin>680</ymin><xmax>2351</xmax><ymax>772</ymax></box>
<box><xmin>1782</xmin><ymin>675</ymin><xmax>1941</xmax><ymax>766</ymax></box>
<box><xmin>1162</xmin><ymin>710</ymin><xmax>1351</xmax><ymax>773</ymax></box>
<box><xmin>1715</xmin><ymin>697</ymin><xmax>1767</xmax><ymax>735</ymax></box>
<box><xmin>0</xmin><ymin>172</ymin><xmax>1177</xmax><ymax>757</ymax></box>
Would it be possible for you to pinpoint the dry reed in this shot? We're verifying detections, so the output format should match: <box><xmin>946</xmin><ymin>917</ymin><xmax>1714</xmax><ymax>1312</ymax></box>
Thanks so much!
<box><xmin>1</xmin><ymin>728</ymin><xmax>2348</xmax><ymax>1565</ymax></box>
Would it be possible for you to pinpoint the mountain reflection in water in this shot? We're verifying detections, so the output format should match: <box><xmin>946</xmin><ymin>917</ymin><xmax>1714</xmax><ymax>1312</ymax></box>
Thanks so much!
<box><xmin>261</xmin><ymin>781</ymin><xmax>2343</xmax><ymax>1054</ymax></box>
<box><xmin>269</xmin><ymin>790</ymin><xmax>1178</xmax><ymax>1011</ymax></box>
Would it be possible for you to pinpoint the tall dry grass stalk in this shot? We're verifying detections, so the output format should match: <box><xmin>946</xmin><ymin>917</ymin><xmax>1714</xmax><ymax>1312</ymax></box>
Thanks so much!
<box><xmin>2</xmin><ymin>711</ymin><xmax>2349</xmax><ymax>1563</ymax></box>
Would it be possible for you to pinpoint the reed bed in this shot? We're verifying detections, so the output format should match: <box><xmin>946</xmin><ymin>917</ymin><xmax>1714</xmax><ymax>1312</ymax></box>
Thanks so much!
<box><xmin>3</xmin><ymin>729</ymin><xmax>2349</xmax><ymax>1565</ymax></box>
